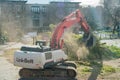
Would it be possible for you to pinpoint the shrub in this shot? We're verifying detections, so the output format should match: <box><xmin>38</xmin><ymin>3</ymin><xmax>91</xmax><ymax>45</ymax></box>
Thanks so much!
<box><xmin>64</xmin><ymin>33</ymin><xmax>80</xmax><ymax>60</ymax></box>
<box><xmin>0</xmin><ymin>32</ymin><xmax>8</xmax><ymax>44</ymax></box>
<box><xmin>64</xmin><ymin>32</ymin><xmax>89</xmax><ymax>61</ymax></box>
<box><xmin>88</xmin><ymin>39</ymin><xmax>103</xmax><ymax>60</ymax></box>
<box><xmin>87</xmin><ymin>39</ymin><xmax>117</xmax><ymax>60</ymax></box>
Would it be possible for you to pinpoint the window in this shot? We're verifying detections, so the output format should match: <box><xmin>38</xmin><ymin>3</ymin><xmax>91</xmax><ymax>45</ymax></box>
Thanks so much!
<box><xmin>45</xmin><ymin>52</ymin><xmax>52</xmax><ymax>60</ymax></box>
<box><xmin>32</xmin><ymin>14</ymin><xmax>40</xmax><ymax>19</ymax></box>
<box><xmin>41</xmin><ymin>6</ymin><xmax>46</xmax><ymax>13</ymax></box>
<box><xmin>0</xmin><ymin>7</ymin><xmax>1</xmax><ymax>15</ymax></box>
<box><xmin>31</xmin><ymin>6</ymin><xmax>40</xmax><ymax>13</ymax></box>
<box><xmin>33</xmin><ymin>19</ymin><xmax>40</xmax><ymax>27</ymax></box>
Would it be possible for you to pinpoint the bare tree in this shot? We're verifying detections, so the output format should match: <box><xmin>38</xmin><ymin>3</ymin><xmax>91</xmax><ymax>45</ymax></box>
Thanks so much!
<box><xmin>103</xmin><ymin>0</ymin><xmax>120</xmax><ymax>36</ymax></box>
<box><xmin>80</xmin><ymin>6</ymin><xmax>100</xmax><ymax>30</ymax></box>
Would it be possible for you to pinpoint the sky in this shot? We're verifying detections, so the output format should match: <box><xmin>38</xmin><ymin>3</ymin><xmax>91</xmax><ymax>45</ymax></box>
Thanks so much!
<box><xmin>27</xmin><ymin>0</ymin><xmax>101</xmax><ymax>6</ymax></box>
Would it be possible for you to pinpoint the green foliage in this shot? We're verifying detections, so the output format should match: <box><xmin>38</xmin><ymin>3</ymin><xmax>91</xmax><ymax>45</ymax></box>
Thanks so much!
<box><xmin>81</xmin><ymin>67</ymin><xmax>91</xmax><ymax>72</ymax></box>
<box><xmin>101</xmin><ymin>65</ymin><xmax>116</xmax><ymax>73</ymax></box>
<box><xmin>72</xmin><ymin>34</ymin><xmax>82</xmax><ymax>39</ymax></box>
<box><xmin>68</xmin><ymin>53</ymin><xmax>78</xmax><ymax>61</ymax></box>
<box><xmin>77</xmin><ymin>61</ymin><xmax>91</xmax><ymax>66</ymax></box>
<box><xmin>87</xmin><ymin>39</ymin><xmax>118</xmax><ymax>60</ymax></box>
<box><xmin>65</xmin><ymin>32</ymin><xmax>120</xmax><ymax>61</ymax></box>
<box><xmin>49</xmin><ymin>24</ymin><xmax>56</xmax><ymax>32</ymax></box>
<box><xmin>0</xmin><ymin>32</ymin><xmax>8</xmax><ymax>44</ymax></box>
<box><xmin>46</xmin><ymin>32</ymin><xmax>52</xmax><ymax>35</ymax></box>
<box><xmin>107</xmin><ymin>46</ymin><xmax>120</xmax><ymax>58</ymax></box>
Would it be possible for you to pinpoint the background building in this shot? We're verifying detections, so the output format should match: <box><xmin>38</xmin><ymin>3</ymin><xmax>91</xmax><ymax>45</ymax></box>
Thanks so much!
<box><xmin>25</xmin><ymin>4</ymin><xmax>49</xmax><ymax>31</ymax></box>
<box><xmin>25</xmin><ymin>1</ymin><xmax>80</xmax><ymax>31</ymax></box>
<box><xmin>0</xmin><ymin>0</ymin><xmax>80</xmax><ymax>32</ymax></box>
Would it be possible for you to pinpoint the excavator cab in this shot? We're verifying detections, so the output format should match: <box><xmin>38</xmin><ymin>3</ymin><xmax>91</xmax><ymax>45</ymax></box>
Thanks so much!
<box><xmin>35</xmin><ymin>40</ymin><xmax>51</xmax><ymax>51</ymax></box>
<box><xmin>35</xmin><ymin>40</ymin><xmax>47</xmax><ymax>46</ymax></box>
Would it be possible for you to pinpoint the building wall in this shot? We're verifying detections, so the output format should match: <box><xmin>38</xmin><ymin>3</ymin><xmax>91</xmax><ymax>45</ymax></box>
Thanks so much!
<box><xmin>25</xmin><ymin>1</ymin><xmax>80</xmax><ymax>31</ymax></box>
<box><xmin>25</xmin><ymin>4</ymin><xmax>49</xmax><ymax>31</ymax></box>
<box><xmin>0</xmin><ymin>1</ymin><xmax>80</xmax><ymax>31</ymax></box>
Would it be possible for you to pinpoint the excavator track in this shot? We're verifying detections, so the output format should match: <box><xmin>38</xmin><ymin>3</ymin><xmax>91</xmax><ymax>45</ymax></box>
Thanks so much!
<box><xmin>61</xmin><ymin>61</ymin><xmax>77</xmax><ymax>69</ymax></box>
<box><xmin>19</xmin><ymin>63</ymin><xmax>77</xmax><ymax>78</ymax></box>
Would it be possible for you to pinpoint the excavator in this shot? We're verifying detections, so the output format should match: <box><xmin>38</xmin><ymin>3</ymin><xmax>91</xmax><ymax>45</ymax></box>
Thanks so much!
<box><xmin>14</xmin><ymin>9</ymin><xmax>95</xmax><ymax>79</ymax></box>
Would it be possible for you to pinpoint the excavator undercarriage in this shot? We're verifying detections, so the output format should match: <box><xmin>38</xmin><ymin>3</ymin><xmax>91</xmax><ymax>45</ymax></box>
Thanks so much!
<box><xmin>19</xmin><ymin>61</ymin><xmax>77</xmax><ymax>78</ymax></box>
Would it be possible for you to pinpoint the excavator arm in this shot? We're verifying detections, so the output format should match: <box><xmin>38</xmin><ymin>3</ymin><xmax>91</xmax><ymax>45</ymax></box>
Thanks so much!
<box><xmin>50</xmin><ymin>9</ymin><xmax>95</xmax><ymax>49</ymax></box>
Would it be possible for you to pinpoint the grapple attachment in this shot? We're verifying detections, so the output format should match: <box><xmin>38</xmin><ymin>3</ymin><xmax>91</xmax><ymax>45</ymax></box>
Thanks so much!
<box><xmin>82</xmin><ymin>32</ymin><xmax>96</xmax><ymax>47</ymax></box>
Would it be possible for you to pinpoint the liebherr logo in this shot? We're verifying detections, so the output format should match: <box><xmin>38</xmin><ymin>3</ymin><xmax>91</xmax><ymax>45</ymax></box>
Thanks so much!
<box><xmin>16</xmin><ymin>58</ymin><xmax>33</xmax><ymax>64</ymax></box>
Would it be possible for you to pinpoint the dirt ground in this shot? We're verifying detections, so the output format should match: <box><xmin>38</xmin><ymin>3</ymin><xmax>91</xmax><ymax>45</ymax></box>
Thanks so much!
<box><xmin>0</xmin><ymin>57</ymin><xmax>20</xmax><ymax>80</ymax></box>
<box><xmin>76</xmin><ymin>59</ymin><xmax>120</xmax><ymax>80</ymax></box>
<box><xmin>0</xmin><ymin>40</ymin><xmax>120</xmax><ymax>80</ymax></box>
<box><xmin>1</xmin><ymin>55</ymin><xmax>120</xmax><ymax>80</ymax></box>
<box><xmin>0</xmin><ymin>42</ymin><xmax>23</xmax><ymax>80</ymax></box>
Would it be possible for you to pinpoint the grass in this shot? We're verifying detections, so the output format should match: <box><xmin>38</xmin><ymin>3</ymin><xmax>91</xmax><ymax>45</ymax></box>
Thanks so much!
<box><xmin>76</xmin><ymin>43</ymin><xmax>120</xmax><ymax>79</ymax></box>
<box><xmin>101</xmin><ymin>65</ymin><xmax>116</xmax><ymax>73</ymax></box>
<box><xmin>81</xmin><ymin>66</ymin><xmax>92</xmax><ymax>72</ymax></box>
<box><xmin>77</xmin><ymin>60</ymin><xmax>117</xmax><ymax>73</ymax></box>
<box><xmin>77</xmin><ymin>61</ymin><xmax>119</xmax><ymax>79</ymax></box>
<box><xmin>107</xmin><ymin>46</ymin><xmax>120</xmax><ymax>58</ymax></box>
